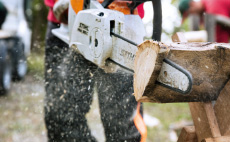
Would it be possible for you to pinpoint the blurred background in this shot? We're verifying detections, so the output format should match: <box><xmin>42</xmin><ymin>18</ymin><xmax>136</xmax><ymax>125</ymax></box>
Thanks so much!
<box><xmin>0</xmin><ymin>0</ymin><xmax>194</xmax><ymax>141</ymax></box>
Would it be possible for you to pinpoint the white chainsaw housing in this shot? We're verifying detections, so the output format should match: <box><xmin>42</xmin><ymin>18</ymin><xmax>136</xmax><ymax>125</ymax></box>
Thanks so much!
<box><xmin>52</xmin><ymin>1</ymin><xmax>145</xmax><ymax>70</ymax></box>
<box><xmin>70</xmin><ymin>9</ymin><xmax>145</xmax><ymax>69</ymax></box>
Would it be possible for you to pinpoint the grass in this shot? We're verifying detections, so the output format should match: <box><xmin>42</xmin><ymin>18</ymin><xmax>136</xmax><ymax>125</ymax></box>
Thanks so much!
<box><xmin>0</xmin><ymin>81</ymin><xmax>46</xmax><ymax>142</ymax></box>
<box><xmin>144</xmin><ymin>103</ymin><xmax>192</xmax><ymax>142</ymax></box>
<box><xmin>27</xmin><ymin>52</ymin><xmax>45</xmax><ymax>80</ymax></box>
<box><xmin>0</xmin><ymin>51</ymin><xmax>47</xmax><ymax>142</ymax></box>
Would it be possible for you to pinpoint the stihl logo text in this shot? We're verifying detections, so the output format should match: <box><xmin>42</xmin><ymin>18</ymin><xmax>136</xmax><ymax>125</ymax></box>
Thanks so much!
<box><xmin>78</xmin><ymin>23</ymin><xmax>89</xmax><ymax>35</ymax></box>
<box><xmin>120</xmin><ymin>49</ymin><xmax>135</xmax><ymax>61</ymax></box>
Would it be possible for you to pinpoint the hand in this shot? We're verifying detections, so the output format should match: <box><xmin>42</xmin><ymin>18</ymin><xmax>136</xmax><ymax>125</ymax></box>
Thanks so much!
<box><xmin>53</xmin><ymin>0</ymin><xmax>69</xmax><ymax>24</ymax></box>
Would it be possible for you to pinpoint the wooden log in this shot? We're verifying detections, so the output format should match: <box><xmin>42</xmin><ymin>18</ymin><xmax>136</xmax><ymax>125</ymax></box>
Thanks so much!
<box><xmin>172</xmin><ymin>32</ymin><xmax>188</xmax><ymax>42</ymax></box>
<box><xmin>201</xmin><ymin>136</ymin><xmax>230</xmax><ymax>142</ymax></box>
<box><xmin>134</xmin><ymin>40</ymin><xmax>169</xmax><ymax>101</ymax></box>
<box><xmin>133</xmin><ymin>40</ymin><xmax>230</xmax><ymax>102</ymax></box>
<box><xmin>173</xmin><ymin>32</ymin><xmax>199</xmax><ymax>142</ymax></box>
<box><xmin>172</xmin><ymin>32</ymin><xmax>221</xmax><ymax>142</ymax></box>
<box><xmin>172</xmin><ymin>31</ymin><xmax>207</xmax><ymax>42</ymax></box>
<box><xmin>178</xmin><ymin>126</ymin><xmax>198</xmax><ymax>142</ymax></box>
<box><xmin>189</xmin><ymin>102</ymin><xmax>221</xmax><ymax>142</ymax></box>
<box><xmin>184</xmin><ymin>31</ymin><xmax>207</xmax><ymax>42</ymax></box>
<box><xmin>214</xmin><ymin>80</ymin><xmax>230</xmax><ymax>136</ymax></box>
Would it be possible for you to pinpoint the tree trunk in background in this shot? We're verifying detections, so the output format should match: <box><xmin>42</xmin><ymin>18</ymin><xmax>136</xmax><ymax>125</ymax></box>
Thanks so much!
<box><xmin>31</xmin><ymin>0</ymin><xmax>48</xmax><ymax>53</ymax></box>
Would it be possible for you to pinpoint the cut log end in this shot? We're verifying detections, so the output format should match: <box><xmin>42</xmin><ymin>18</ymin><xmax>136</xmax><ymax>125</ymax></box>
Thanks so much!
<box><xmin>134</xmin><ymin>40</ymin><xmax>161</xmax><ymax>101</ymax></box>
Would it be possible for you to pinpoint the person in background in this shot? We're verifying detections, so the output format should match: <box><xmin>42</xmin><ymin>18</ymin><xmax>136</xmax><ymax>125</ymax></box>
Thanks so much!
<box><xmin>179</xmin><ymin>0</ymin><xmax>230</xmax><ymax>43</ymax></box>
<box><xmin>137</xmin><ymin>3</ymin><xmax>144</xmax><ymax>19</ymax></box>
<box><xmin>0</xmin><ymin>1</ymin><xmax>7</xmax><ymax>29</ymax></box>
<box><xmin>44</xmin><ymin>0</ymin><xmax>147</xmax><ymax>141</ymax></box>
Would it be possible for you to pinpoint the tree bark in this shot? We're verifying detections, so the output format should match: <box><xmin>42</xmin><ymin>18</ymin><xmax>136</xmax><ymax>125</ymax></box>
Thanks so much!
<box><xmin>31</xmin><ymin>0</ymin><xmax>48</xmax><ymax>53</ymax></box>
<box><xmin>133</xmin><ymin>40</ymin><xmax>230</xmax><ymax>103</ymax></box>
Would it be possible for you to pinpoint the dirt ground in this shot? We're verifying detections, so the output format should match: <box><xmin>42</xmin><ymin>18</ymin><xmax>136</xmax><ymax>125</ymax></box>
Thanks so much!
<box><xmin>0</xmin><ymin>74</ymin><xmax>191</xmax><ymax>142</ymax></box>
<box><xmin>0</xmin><ymin>76</ymin><xmax>47</xmax><ymax>142</ymax></box>
<box><xmin>0</xmin><ymin>75</ymin><xmax>106</xmax><ymax>142</ymax></box>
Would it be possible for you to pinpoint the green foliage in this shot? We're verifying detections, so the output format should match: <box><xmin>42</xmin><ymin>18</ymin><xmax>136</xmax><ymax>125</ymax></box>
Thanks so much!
<box><xmin>171</xmin><ymin>0</ymin><xmax>179</xmax><ymax>5</ymax></box>
<box><xmin>144</xmin><ymin>103</ymin><xmax>191</xmax><ymax>142</ymax></box>
<box><xmin>27</xmin><ymin>52</ymin><xmax>44</xmax><ymax>80</ymax></box>
<box><xmin>173</xmin><ymin>18</ymin><xmax>190</xmax><ymax>35</ymax></box>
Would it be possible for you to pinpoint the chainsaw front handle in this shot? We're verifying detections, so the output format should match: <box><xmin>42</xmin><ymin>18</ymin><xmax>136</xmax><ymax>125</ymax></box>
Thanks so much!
<box><xmin>101</xmin><ymin>0</ymin><xmax>162</xmax><ymax>41</ymax></box>
<box><xmin>152</xmin><ymin>0</ymin><xmax>162</xmax><ymax>41</ymax></box>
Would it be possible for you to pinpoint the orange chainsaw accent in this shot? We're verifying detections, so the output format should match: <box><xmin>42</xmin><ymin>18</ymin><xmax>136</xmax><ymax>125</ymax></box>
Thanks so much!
<box><xmin>134</xmin><ymin>102</ymin><xmax>147</xmax><ymax>142</ymax></box>
<box><xmin>97</xmin><ymin>0</ymin><xmax>138</xmax><ymax>15</ymax></box>
<box><xmin>70</xmin><ymin>0</ymin><xmax>138</xmax><ymax>15</ymax></box>
<box><xmin>71</xmin><ymin>0</ymin><xmax>84</xmax><ymax>14</ymax></box>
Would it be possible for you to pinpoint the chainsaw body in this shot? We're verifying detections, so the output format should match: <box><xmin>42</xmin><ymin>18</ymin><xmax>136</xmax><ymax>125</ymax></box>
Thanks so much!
<box><xmin>52</xmin><ymin>0</ymin><xmax>193</xmax><ymax>95</ymax></box>
<box><xmin>53</xmin><ymin>1</ymin><xmax>145</xmax><ymax>70</ymax></box>
<box><xmin>70</xmin><ymin>9</ymin><xmax>145</xmax><ymax>69</ymax></box>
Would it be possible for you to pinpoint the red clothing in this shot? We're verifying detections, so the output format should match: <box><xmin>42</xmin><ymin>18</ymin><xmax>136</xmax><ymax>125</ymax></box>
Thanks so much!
<box><xmin>44</xmin><ymin>0</ymin><xmax>145</xmax><ymax>23</ymax></box>
<box><xmin>202</xmin><ymin>0</ymin><xmax>230</xmax><ymax>43</ymax></box>
<box><xmin>45</xmin><ymin>0</ymin><xmax>60</xmax><ymax>23</ymax></box>
<box><xmin>137</xmin><ymin>3</ymin><xmax>144</xmax><ymax>19</ymax></box>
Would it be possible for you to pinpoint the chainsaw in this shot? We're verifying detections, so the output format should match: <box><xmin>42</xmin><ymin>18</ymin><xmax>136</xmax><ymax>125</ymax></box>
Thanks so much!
<box><xmin>52</xmin><ymin>0</ymin><xmax>193</xmax><ymax>95</ymax></box>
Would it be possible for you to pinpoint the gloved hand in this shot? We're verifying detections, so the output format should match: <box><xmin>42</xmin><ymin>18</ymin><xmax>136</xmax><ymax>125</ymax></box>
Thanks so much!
<box><xmin>53</xmin><ymin>0</ymin><xmax>69</xmax><ymax>24</ymax></box>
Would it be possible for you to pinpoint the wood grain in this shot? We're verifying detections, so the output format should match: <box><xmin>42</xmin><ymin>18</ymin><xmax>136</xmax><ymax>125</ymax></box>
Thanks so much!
<box><xmin>214</xmin><ymin>80</ymin><xmax>230</xmax><ymax>136</ymax></box>
<box><xmin>189</xmin><ymin>102</ymin><xmax>221</xmax><ymax>142</ymax></box>
<box><xmin>178</xmin><ymin>126</ymin><xmax>198</xmax><ymax>142</ymax></box>
<box><xmin>133</xmin><ymin>40</ymin><xmax>230</xmax><ymax>103</ymax></box>
<box><xmin>202</xmin><ymin>136</ymin><xmax>230</xmax><ymax>142</ymax></box>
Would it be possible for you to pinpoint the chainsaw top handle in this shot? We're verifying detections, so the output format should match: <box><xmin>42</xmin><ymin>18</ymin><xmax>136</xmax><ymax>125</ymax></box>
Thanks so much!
<box><xmin>101</xmin><ymin>0</ymin><xmax>162</xmax><ymax>41</ymax></box>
